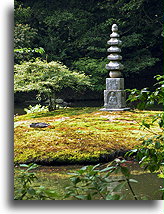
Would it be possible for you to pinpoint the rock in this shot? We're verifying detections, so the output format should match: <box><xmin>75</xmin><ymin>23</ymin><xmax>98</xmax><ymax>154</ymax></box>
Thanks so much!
<box><xmin>55</xmin><ymin>98</ymin><xmax>64</xmax><ymax>104</ymax></box>
<box><xmin>56</xmin><ymin>99</ymin><xmax>71</xmax><ymax>107</ymax></box>
<box><xmin>30</xmin><ymin>122</ymin><xmax>50</xmax><ymax>128</ymax></box>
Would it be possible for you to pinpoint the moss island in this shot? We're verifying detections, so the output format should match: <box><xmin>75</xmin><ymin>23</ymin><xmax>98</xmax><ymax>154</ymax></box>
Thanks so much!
<box><xmin>14</xmin><ymin>107</ymin><xmax>161</xmax><ymax>165</ymax></box>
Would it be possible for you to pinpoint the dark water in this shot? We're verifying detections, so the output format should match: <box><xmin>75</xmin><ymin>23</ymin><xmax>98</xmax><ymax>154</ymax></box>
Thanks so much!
<box><xmin>125</xmin><ymin>173</ymin><xmax>163</xmax><ymax>200</ymax></box>
<box><xmin>14</xmin><ymin>105</ymin><xmax>27</xmax><ymax>115</ymax></box>
<box><xmin>14</xmin><ymin>100</ymin><xmax>163</xmax><ymax>116</ymax></box>
<box><xmin>15</xmin><ymin>164</ymin><xmax>163</xmax><ymax>200</ymax></box>
<box><xmin>14</xmin><ymin>100</ymin><xmax>103</xmax><ymax>115</ymax></box>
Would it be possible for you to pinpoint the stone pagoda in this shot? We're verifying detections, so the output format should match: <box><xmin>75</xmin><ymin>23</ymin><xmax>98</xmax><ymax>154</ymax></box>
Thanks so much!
<box><xmin>101</xmin><ymin>24</ymin><xmax>130</xmax><ymax>111</ymax></box>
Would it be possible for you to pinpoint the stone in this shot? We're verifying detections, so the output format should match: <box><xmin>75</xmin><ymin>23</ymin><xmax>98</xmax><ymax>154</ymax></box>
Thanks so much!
<box><xmin>100</xmin><ymin>107</ymin><xmax>130</xmax><ymax>111</ymax></box>
<box><xmin>107</xmin><ymin>53</ymin><xmax>122</xmax><ymax>61</ymax></box>
<box><xmin>107</xmin><ymin>46</ymin><xmax>121</xmax><ymax>53</ymax></box>
<box><xmin>112</xmin><ymin>24</ymin><xmax>118</xmax><ymax>32</ymax></box>
<box><xmin>109</xmin><ymin>71</ymin><xmax>122</xmax><ymax>78</ymax></box>
<box><xmin>30</xmin><ymin>122</ymin><xmax>50</xmax><ymax>128</ymax></box>
<box><xmin>100</xmin><ymin>24</ymin><xmax>130</xmax><ymax>112</ymax></box>
<box><xmin>106</xmin><ymin>78</ymin><xmax>124</xmax><ymax>90</ymax></box>
<box><xmin>106</xmin><ymin>23</ymin><xmax>123</xmax><ymax>78</ymax></box>
<box><xmin>104</xmin><ymin>90</ymin><xmax>126</xmax><ymax>109</ymax></box>
<box><xmin>107</xmin><ymin>38</ymin><xmax>122</xmax><ymax>46</ymax></box>
<box><xmin>55</xmin><ymin>98</ymin><xmax>70</xmax><ymax>107</ymax></box>
<box><xmin>55</xmin><ymin>98</ymin><xmax>64</xmax><ymax>104</ymax></box>
<box><xmin>106</xmin><ymin>61</ymin><xmax>124</xmax><ymax>70</ymax></box>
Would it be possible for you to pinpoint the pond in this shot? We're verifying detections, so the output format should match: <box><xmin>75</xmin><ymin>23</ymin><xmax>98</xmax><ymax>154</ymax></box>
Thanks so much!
<box><xmin>14</xmin><ymin>100</ymin><xmax>103</xmax><ymax>115</ymax></box>
<box><xmin>14</xmin><ymin>163</ymin><xmax>163</xmax><ymax>200</ymax></box>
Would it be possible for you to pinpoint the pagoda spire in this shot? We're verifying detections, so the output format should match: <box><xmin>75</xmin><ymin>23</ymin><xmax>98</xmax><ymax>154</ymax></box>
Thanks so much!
<box><xmin>106</xmin><ymin>24</ymin><xmax>124</xmax><ymax>78</ymax></box>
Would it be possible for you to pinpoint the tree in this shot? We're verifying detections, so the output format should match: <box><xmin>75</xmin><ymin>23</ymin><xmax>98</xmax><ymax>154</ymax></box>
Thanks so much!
<box><xmin>14</xmin><ymin>0</ymin><xmax>163</xmax><ymax>91</ymax></box>
<box><xmin>14</xmin><ymin>59</ymin><xmax>92</xmax><ymax>110</ymax></box>
<box><xmin>72</xmin><ymin>57</ymin><xmax>108</xmax><ymax>92</ymax></box>
<box><xmin>14</xmin><ymin>24</ymin><xmax>39</xmax><ymax>63</ymax></box>
<box><xmin>14</xmin><ymin>3</ymin><xmax>44</xmax><ymax>63</ymax></box>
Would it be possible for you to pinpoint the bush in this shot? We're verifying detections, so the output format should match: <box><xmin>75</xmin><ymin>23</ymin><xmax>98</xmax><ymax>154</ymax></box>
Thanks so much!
<box><xmin>126</xmin><ymin>74</ymin><xmax>164</xmax><ymax>198</ymax></box>
<box><xmin>14</xmin><ymin>163</ymin><xmax>58</xmax><ymax>200</ymax></box>
<box><xmin>65</xmin><ymin>159</ymin><xmax>138</xmax><ymax>200</ymax></box>
<box><xmin>24</xmin><ymin>104</ymin><xmax>49</xmax><ymax>114</ymax></box>
<box><xmin>126</xmin><ymin>75</ymin><xmax>164</xmax><ymax>109</ymax></box>
<box><xmin>14</xmin><ymin>59</ymin><xmax>92</xmax><ymax>110</ymax></box>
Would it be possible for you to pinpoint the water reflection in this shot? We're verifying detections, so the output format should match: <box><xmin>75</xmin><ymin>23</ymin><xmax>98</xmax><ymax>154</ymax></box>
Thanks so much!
<box><xmin>15</xmin><ymin>164</ymin><xmax>163</xmax><ymax>200</ymax></box>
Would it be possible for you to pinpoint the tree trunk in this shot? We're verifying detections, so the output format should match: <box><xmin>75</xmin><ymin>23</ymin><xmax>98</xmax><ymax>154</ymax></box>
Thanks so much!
<box><xmin>48</xmin><ymin>92</ymin><xmax>56</xmax><ymax>111</ymax></box>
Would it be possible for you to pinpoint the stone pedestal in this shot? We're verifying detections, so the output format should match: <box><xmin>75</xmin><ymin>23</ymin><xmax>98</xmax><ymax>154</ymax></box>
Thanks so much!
<box><xmin>100</xmin><ymin>78</ymin><xmax>130</xmax><ymax>111</ymax></box>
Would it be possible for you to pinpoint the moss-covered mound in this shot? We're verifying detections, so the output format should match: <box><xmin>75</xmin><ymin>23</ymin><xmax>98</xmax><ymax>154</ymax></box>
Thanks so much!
<box><xmin>14</xmin><ymin>107</ymin><xmax>160</xmax><ymax>164</ymax></box>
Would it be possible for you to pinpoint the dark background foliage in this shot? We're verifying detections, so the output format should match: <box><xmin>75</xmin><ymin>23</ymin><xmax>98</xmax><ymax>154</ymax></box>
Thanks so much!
<box><xmin>14</xmin><ymin>0</ymin><xmax>163</xmax><ymax>101</ymax></box>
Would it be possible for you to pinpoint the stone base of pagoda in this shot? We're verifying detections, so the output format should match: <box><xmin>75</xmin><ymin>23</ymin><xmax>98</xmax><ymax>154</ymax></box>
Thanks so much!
<box><xmin>100</xmin><ymin>107</ymin><xmax>130</xmax><ymax>112</ymax></box>
<box><xmin>100</xmin><ymin>78</ymin><xmax>130</xmax><ymax>112</ymax></box>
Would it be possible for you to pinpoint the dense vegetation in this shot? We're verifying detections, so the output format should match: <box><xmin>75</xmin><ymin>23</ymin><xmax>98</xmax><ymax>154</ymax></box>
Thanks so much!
<box><xmin>14</xmin><ymin>0</ymin><xmax>163</xmax><ymax>95</ymax></box>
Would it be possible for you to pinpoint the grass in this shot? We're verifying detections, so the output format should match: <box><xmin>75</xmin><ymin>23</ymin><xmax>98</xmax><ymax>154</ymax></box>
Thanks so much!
<box><xmin>14</xmin><ymin>107</ymin><xmax>162</xmax><ymax>165</ymax></box>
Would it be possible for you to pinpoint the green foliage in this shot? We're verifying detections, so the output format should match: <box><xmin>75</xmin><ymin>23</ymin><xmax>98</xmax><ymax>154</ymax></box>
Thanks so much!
<box><xmin>14</xmin><ymin>161</ymin><xmax>138</xmax><ymax>200</ymax></box>
<box><xmin>14</xmin><ymin>47</ymin><xmax>45</xmax><ymax>64</ymax></box>
<box><xmin>14</xmin><ymin>0</ymin><xmax>163</xmax><ymax>82</ymax></box>
<box><xmin>38</xmin><ymin>8</ymin><xmax>96</xmax><ymax>62</ymax></box>
<box><xmin>72</xmin><ymin>57</ymin><xmax>108</xmax><ymax>91</ymax></box>
<box><xmin>14</xmin><ymin>59</ymin><xmax>91</xmax><ymax>110</ymax></box>
<box><xmin>127</xmin><ymin>74</ymin><xmax>164</xmax><ymax>197</ymax></box>
<box><xmin>14</xmin><ymin>3</ymin><xmax>32</xmax><ymax>24</ymax></box>
<box><xmin>14</xmin><ymin>47</ymin><xmax>45</xmax><ymax>55</ymax></box>
<box><xmin>14</xmin><ymin>24</ymin><xmax>37</xmax><ymax>49</ymax></box>
<box><xmin>121</xmin><ymin>33</ymin><xmax>144</xmax><ymax>48</ymax></box>
<box><xmin>14</xmin><ymin>163</ymin><xmax>57</xmax><ymax>200</ymax></box>
<box><xmin>14</xmin><ymin>59</ymin><xmax>91</xmax><ymax>93</ymax></box>
<box><xmin>123</xmin><ymin>52</ymin><xmax>159</xmax><ymax>75</ymax></box>
<box><xmin>129</xmin><ymin>116</ymin><xmax>164</xmax><ymax>199</ymax></box>
<box><xmin>153</xmin><ymin>75</ymin><xmax>164</xmax><ymax>105</ymax></box>
<box><xmin>24</xmin><ymin>104</ymin><xmax>49</xmax><ymax>114</ymax></box>
<box><xmin>126</xmin><ymin>75</ymin><xmax>164</xmax><ymax>109</ymax></box>
<box><xmin>65</xmin><ymin>159</ymin><xmax>138</xmax><ymax>200</ymax></box>
<box><xmin>14</xmin><ymin>24</ymin><xmax>38</xmax><ymax>63</ymax></box>
<box><xmin>131</xmin><ymin>113</ymin><xmax>164</xmax><ymax>176</ymax></box>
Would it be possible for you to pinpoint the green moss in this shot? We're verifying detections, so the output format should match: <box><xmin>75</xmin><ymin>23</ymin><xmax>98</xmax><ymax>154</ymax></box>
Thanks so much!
<box><xmin>14</xmin><ymin>107</ymin><xmax>99</xmax><ymax>122</ymax></box>
<box><xmin>14</xmin><ymin>108</ymin><xmax>162</xmax><ymax>164</ymax></box>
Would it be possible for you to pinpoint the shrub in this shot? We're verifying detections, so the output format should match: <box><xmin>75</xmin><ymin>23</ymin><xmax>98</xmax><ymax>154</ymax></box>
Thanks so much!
<box><xmin>65</xmin><ymin>159</ymin><xmax>138</xmax><ymax>200</ymax></box>
<box><xmin>14</xmin><ymin>59</ymin><xmax>92</xmax><ymax>110</ymax></box>
<box><xmin>126</xmin><ymin>75</ymin><xmax>164</xmax><ymax>110</ymax></box>
<box><xmin>24</xmin><ymin>104</ymin><xmax>49</xmax><ymax>114</ymax></box>
<box><xmin>14</xmin><ymin>163</ymin><xmax>58</xmax><ymax>200</ymax></box>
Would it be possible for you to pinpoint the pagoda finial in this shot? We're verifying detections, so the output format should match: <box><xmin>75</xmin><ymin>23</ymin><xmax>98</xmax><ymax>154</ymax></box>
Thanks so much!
<box><xmin>112</xmin><ymin>23</ymin><xmax>118</xmax><ymax>32</ymax></box>
<box><xmin>106</xmin><ymin>24</ymin><xmax>124</xmax><ymax>78</ymax></box>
